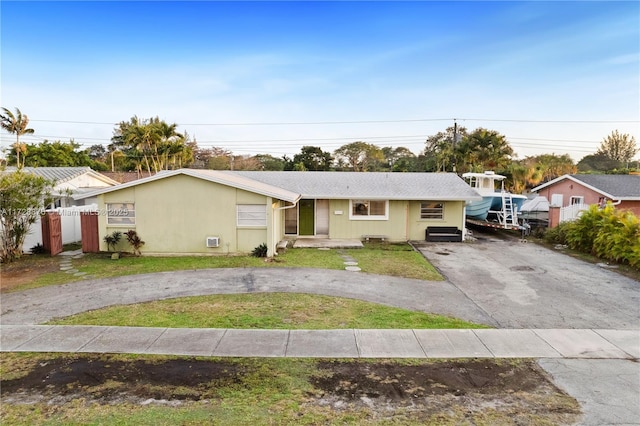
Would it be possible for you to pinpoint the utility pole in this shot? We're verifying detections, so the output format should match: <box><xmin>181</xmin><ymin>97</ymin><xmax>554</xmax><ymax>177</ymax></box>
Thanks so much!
<box><xmin>452</xmin><ymin>119</ymin><xmax>457</xmax><ymax>173</ymax></box>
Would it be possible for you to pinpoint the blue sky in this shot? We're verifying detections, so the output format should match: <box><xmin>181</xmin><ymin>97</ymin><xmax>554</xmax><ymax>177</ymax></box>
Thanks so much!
<box><xmin>1</xmin><ymin>1</ymin><xmax>638</xmax><ymax>162</ymax></box>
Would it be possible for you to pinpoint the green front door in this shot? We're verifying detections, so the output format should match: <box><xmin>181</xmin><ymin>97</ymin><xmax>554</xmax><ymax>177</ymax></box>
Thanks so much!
<box><xmin>299</xmin><ymin>199</ymin><xmax>315</xmax><ymax>236</ymax></box>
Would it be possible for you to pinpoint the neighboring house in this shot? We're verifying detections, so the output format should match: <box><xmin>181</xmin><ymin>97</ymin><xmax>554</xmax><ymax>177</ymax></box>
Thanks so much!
<box><xmin>100</xmin><ymin>171</ymin><xmax>155</xmax><ymax>184</ymax></box>
<box><xmin>532</xmin><ymin>174</ymin><xmax>640</xmax><ymax>216</ymax></box>
<box><xmin>75</xmin><ymin>169</ymin><xmax>481</xmax><ymax>256</ymax></box>
<box><xmin>6</xmin><ymin>166</ymin><xmax>120</xmax><ymax>207</ymax></box>
<box><xmin>3</xmin><ymin>167</ymin><xmax>120</xmax><ymax>251</ymax></box>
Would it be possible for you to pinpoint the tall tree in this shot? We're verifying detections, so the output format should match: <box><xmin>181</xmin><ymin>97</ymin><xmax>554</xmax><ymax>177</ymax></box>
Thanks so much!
<box><xmin>111</xmin><ymin>116</ymin><xmax>192</xmax><ymax>173</ymax></box>
<box><xmin>333</xmin><ymin>142</ymin><xmax>384</xmax><ymax>172</ymax></box>
<box><xmin>381</xmin><ymin>146</ymin><xmax>417</xmax><ymax>172</ymax></box>
<box><xmin>423</xmin><ymin>125</ymin><xmax>468</xmax><ymax>172</ymax></box>
<box><xmin>455</xmin><ymin>128</ymin><xmax>514</xmax><ymax>173</ymax></box>
<box><xmin>507</xmin><ymin>154</ymin><xmax>575</xmax><ymax>192</ymax></box>
<box><xmin>88</xmin><ymin>144</ymin><xmax>107</xmax><ymax>163</ymax></box>
<box><xmin>5</xmin><ymin>140</ymin><xmax>106</xmax><ymax>169</ymax></box>
<box><xmin>577</xmin><ymin>153</ymin><xmax>624</xmax><ymax>173</ymax></box>
<box><xmin>0</xmin><ymin>170</ymin><xmax>54</xmax><ymax>262</ymax></box>
<box><xmin>597</xmin><ymin>130</ymin><xmax>638</xmax><ymax>163</ymax></box>
<box><xmin>1</xmin><ymin>107</ymin><xmax>35</xmax><ymax>169</ymax></box>
<box><xmin>290</xmin><ymin>146</ymin><xmax>333</xmax><ymax>171</ymax></box>
<box><xmin>253</xmin><ymin>154</ymin><xmax>285</xmax><ymax>171</ymax></box>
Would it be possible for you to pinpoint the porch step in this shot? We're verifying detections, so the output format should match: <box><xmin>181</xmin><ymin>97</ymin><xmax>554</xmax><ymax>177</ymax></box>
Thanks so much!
<box><xmin>276</xmin><ymin>240</ymin><xmax>290</xmax><ymax>254</ymax></box>
<box><xmin>292</xmin><ymin>238</ymin><xmax>363</xmax><ymax>249</ymax></box>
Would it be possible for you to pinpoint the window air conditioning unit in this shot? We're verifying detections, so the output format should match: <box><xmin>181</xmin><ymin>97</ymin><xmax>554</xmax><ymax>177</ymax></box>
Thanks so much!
<box><xmin>206</xmin><ymin>236</ymin><xmax>220</xmax><ymax>248</ymax></box>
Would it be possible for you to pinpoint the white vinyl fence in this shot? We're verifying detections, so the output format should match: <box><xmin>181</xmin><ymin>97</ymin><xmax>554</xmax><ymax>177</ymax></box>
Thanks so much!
<box><xmin>559</xmin><ymin>203</ymin><xmax>589</xmax><ymax>224</ymax></box>
<box><xmin>23</xmin><ymin>204</ymin><xmax>98</xmax><ymax>253</ymax></box>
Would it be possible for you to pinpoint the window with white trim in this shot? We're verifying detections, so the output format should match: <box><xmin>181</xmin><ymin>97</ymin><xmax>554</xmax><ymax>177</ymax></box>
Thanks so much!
<box><xmin>350</xmin><ymin>200</ymin><xmax>388</xmax><ymax>220</ymax></box>
<box><xmin>420</xmin><ymin>202</ymin><xmax>444</xmax><ymax>220</ymax></box>
<box><xmin>237</xmin><ymin>204</ymin><xmax>267</xmax><ymax>227</ymax></box>
<box><xmin>107</xmin><ymin>203</ymin><xmax>135</xmax><ymax>225</ymax></box>
<box><xmin>570</xmin><ymin>196</ymin><xmax>584</xmax><ymax>206</ymax></box>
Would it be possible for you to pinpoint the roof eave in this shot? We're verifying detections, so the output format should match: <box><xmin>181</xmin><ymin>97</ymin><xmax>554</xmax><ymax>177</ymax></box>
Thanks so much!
<box><xmin>301</xmin><ymin>195</ymin><xmax>482</xmax><ymax>201</ymax></box>
<box><xmin>74</xmin><ymin>169</ymin><xmax>301</xmax><ymax>203</ymax></box>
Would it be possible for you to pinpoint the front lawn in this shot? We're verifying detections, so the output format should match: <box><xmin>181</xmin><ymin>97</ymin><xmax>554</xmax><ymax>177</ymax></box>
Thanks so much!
<box><xmin>49</xmin><ymin>293</ymin><xmax>485</xmax><ymax>329</ymax></box>
<box><xmin>2</xmin><ymin>243</ymin><xmax>442</xmax><ymax>292</ymax></box>
<box><xmin>0</xmin><ymin>354</ymin><xmax>581</xmax><ymax>425</ymax></box>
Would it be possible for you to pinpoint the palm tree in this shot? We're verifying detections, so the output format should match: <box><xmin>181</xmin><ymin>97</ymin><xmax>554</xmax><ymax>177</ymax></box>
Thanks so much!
<box><xmin>0</xmin><ymin>107</ymin><xmax>35</xmax><ymax>168</ymax></box>
<box><xmin>456</xmin><ymin>128</ymin><xmax>514</xmax><ymax>173</ymax></box>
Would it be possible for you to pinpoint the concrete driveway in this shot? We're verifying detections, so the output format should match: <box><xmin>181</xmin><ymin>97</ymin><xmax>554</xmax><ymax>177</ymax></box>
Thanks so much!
<box><xmin>414</xmin><ymin>233</ymin><xmax>639</xmax><ymax>329</ymax></box>
<box><xmin>414</xmin><ymin>231</ymin><xmax>640</xmax><ymax>425</ymax></box>
<box><xmin>2</xmin><ymin>236</ymin><xmax>638</xmax><ymax>329</ymax></box>
<box><xmin>1</xmin><ymin>268</ymin><xmax>496</xmax><ymax>325</ymax></box>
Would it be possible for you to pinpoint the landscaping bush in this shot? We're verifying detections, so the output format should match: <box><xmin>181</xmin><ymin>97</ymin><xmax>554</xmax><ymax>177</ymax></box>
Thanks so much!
<box><xmin>251</xmin><ymin>243</ymin><xmax>268</xmax><ymax>258</ymax></box>
<box><xmin>551</xmin><ymin>204</ymin><xmax>640</xmax><ymax>269</ymax></box>
<box><xmin>103</xmin><ymin>231</ymin><xmax>122</xmax><ymax>252</ymax></box>
<box><xmin>30</xmin><ymin>243</ymin><xmax>46</xmax><ymax>255</ymax></box>
<box><xmin>124</xmin><ymin>230</ymin><xmax>145</xmax><ymax>256</ymax></box>
<box><xmin>591</xmin><ymin>208</ymin><xmax>640</xmax><ymax>268</ymax></box>
<box><xmin>565</xmin><ymin>205</ymin><xmax>606</xmax><ymax>254</ymax></box>
<box><xmin>543</xmin><ymin>222</ymin><xmax>570</xmax><ymax>245</ymax></box>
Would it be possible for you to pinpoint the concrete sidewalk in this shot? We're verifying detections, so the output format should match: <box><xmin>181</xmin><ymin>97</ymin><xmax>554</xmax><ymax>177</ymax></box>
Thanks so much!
<box><xmin>2</xmin><ymin>325</ymin><xmax>638</xmax><ymax>359</ymax></box>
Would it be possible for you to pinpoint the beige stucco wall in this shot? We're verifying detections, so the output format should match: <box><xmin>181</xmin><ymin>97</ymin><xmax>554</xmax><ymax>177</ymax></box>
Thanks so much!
<box><xmin>98</xmin><ymin>174</ymin><xmax>270</xmax><ymax>255</ymax></box>
<box><xmin>322</xmin><ymin>199</ymin><xmax>465</xmax><ymax>242</ymax></box>
<box><xmin>406</xmin><ymin>200</ymin><xmax>465</xmax><ymax>240</ymax></box>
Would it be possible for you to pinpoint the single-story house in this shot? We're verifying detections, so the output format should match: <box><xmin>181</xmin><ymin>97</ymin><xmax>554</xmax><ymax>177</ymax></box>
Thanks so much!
<box><xmin>6</xmin><ymin>166</ymin><xmax>120</xmax><ymax>207</ymax></box>
<box><xmin>75</xmin><ymin>169</ymin><xmax>481</xmax><ymax>256</ymax></box>
<box><xmin>531</xmin><ymin>174</ymin><xmax>640</xmax><ymax>216</ymax></box>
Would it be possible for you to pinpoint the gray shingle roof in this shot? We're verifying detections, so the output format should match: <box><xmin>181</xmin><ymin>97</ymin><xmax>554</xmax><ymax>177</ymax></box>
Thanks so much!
<box><xmin>227</xmin><ymin>171</ymin><xmax>480</xmax><ymax>201</ymax></box>
<box><xmin>73</xmin><ymin>169</ymin><xmax>301</xmax><ymax>203</ymax></box>
<box><xmin>74</xmin><ymin>169</ymin><xmax>481</xmax><ymax>202</ymax></box>
<box><xmin>571</xmin><ymin>174</ymin><xmax>640</xmax><ymax>199</ymax></box>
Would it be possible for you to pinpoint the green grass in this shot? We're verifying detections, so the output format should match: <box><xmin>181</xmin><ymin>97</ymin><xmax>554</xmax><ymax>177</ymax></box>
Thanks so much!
<box><xmin>49</xmin><ymin>293</ymin><xmax>485</xmax><ymax>329</ymax></box>
<box><xmin>5</xmin><ymin>243</ymin><xmax>442</xmax><ymax>292</ymax></box>
<box><xmin>0</xmin><ymin>354</ymin><xmax>579</xmax><ymax>426</ymax></box>
<box><xmin>348</xmin><ymin>243</ymin><xmax>442</xmax><ymax>280</ymax></box>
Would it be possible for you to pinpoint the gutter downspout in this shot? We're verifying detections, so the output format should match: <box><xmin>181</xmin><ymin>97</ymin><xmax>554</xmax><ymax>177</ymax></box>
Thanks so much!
<box><xmin>273</xmin><ymin>198</ymin><xmax>300</xmax><ymax>254</ymax></box>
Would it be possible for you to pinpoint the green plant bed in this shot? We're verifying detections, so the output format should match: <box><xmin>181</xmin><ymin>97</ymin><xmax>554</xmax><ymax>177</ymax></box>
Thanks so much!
<box><xmin>49</xmin><ymin>293</ymin><xmax>487</xmax><ymax>329</ymax></box>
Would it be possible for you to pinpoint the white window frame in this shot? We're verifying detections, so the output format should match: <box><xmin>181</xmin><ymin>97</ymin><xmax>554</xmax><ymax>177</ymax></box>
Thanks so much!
<box><xmin>570</xmin><ymin>196</ymin><xmax>584</xmax><ymax>206</ymax></box>
<box><xmin>106</xmin><ymin>203</ymin><xmax>135</xmax><ymax>226</ymax></box>
<box><xmin>349</xmin><ymin>199</ymin><xmax>389</xmax><ymax>221</ymax></box>
<box><xmin>551</xmin><ymin>194</ymin><xmax>563</xmax><ymax>207</ymax></box>
<box><xmin>420</xmin><ymin>202</ymin><xmax>444</xmax><ymax>220</ymax></box>
<box><xmin>237</xmin><ymin>204</ymin><xmax>267</xmax><ymax>227</ymax></box>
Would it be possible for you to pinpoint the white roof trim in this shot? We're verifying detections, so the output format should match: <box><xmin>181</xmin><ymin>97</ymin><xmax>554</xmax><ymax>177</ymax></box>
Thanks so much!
<box><xmin>73</xmin><ymin>169</ymin><xmax>301</xmax><ymax>203</ymax></box>
<box><xmin>85</xmin><ymin>170</ymin><xmax>120</xmax><ymax>186</ymax></box>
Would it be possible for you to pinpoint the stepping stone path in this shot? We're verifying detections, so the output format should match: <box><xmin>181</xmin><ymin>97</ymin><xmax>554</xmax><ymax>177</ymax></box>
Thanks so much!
<box><xmin>337</xmin><ymin>250</ymin><xmax>361</xmax><ymax>272</ymax></box>
<box><xmin>58</xmin><ymin>249</ymin><xmax>93</xmax><ymax>280</ymax></box>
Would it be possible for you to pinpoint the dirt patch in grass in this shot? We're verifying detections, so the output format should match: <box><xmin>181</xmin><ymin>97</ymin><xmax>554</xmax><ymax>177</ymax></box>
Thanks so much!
<box><xmin>0</xmin><ymin>256</ymin><xmax>60</xmax><ymax>292</ymax></box>
<box><xmin>1</xmin><ymin>355</ymin><xmax>580</xmax><ymax>424</ymax></box>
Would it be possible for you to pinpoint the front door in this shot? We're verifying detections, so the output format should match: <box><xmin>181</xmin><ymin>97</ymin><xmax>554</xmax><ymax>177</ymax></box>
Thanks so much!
<box><xmin>316</xmin><ymin>199</ymin><xmax>329</xmax><ymax>235</ymax></box>
<box><xmin>299</xmin><ymin>199</ymin><xmax>315</xmax><ymax>236</ymax></box>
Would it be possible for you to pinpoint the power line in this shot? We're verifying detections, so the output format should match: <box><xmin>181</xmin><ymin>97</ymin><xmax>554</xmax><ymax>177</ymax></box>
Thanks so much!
<box><xmin>28</xmin><ymin>117</ymin><xmax>640</xmax><ymax>126</ymax></box>
<box><xmin>1</xmin><ymin>132</ymin><xmax>606</xmax><ymax>146</ymax></box>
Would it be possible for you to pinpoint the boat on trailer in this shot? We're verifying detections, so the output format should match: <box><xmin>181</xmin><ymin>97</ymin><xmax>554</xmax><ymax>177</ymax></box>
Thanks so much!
<box><xmin>463</xmin><ymin>171</ymin><xmax>527</xmax><ymax>229</ymax></box>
